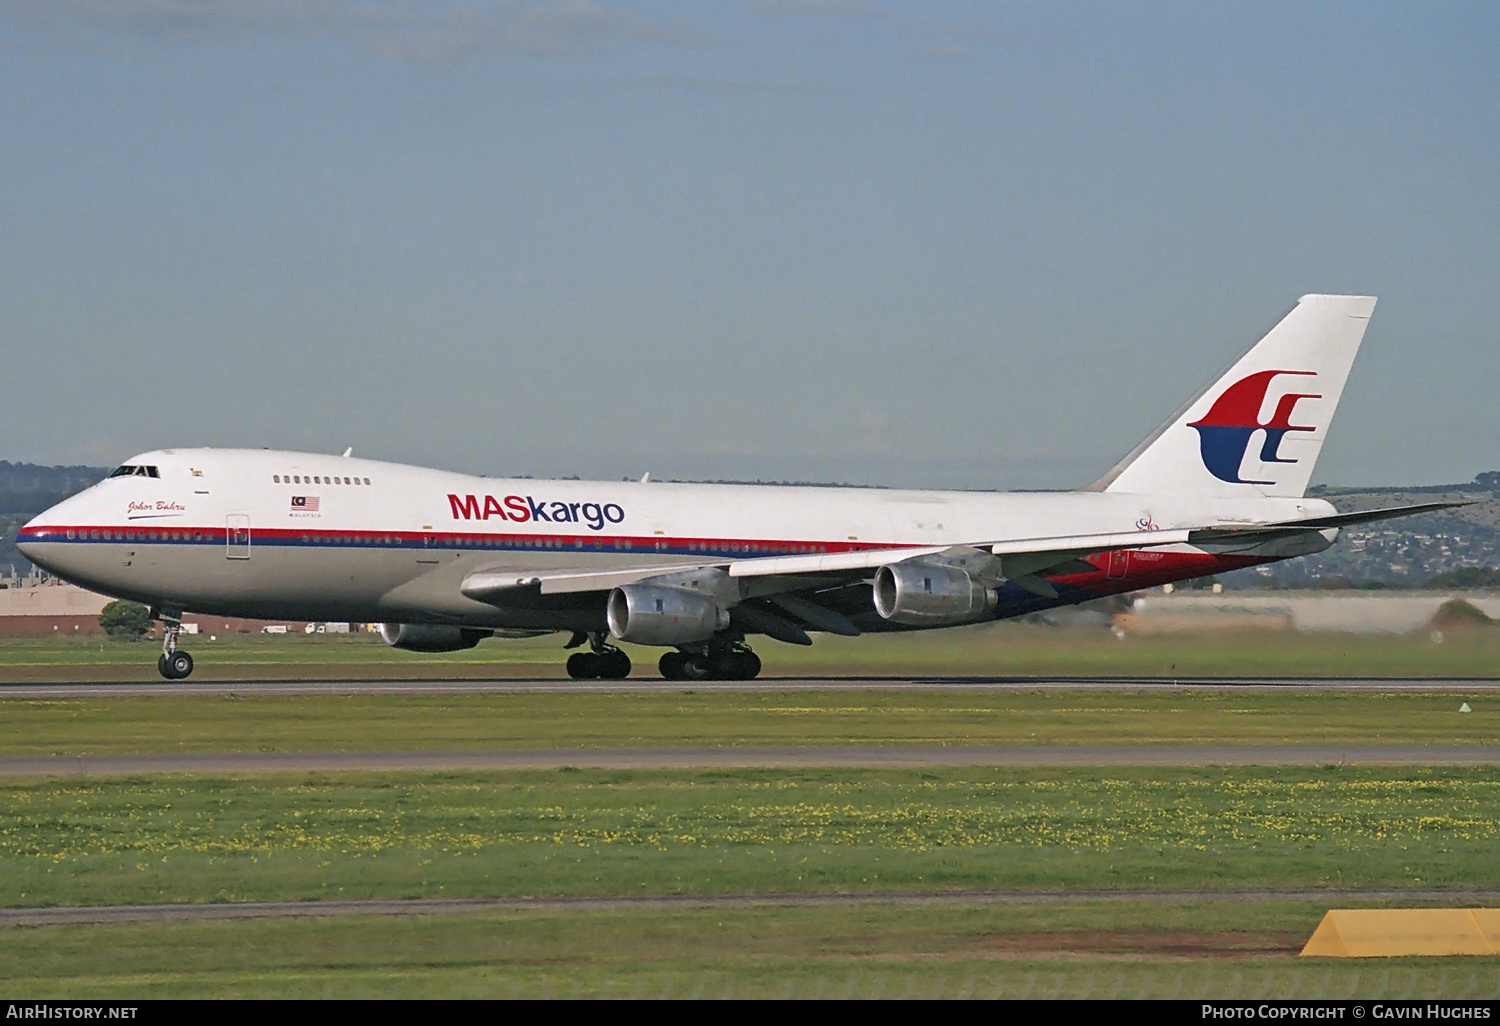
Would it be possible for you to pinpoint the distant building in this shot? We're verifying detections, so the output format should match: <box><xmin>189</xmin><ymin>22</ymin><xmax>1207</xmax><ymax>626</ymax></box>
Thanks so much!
<box><xmin>0</xmin><ymin>579</ymin><xmax>110</xmax><ymax>635</ymax></box>
<box><xmin>0</xmin><ymin>579</ymin><xmax>365</xmax><ymax>636</ymax></box>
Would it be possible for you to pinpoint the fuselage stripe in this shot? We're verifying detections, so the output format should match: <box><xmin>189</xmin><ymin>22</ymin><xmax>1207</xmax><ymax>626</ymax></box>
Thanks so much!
<box><xmin>15</xmin><ymin>525</ymin><xmax>914</xmax><ymax>560</ymax></box>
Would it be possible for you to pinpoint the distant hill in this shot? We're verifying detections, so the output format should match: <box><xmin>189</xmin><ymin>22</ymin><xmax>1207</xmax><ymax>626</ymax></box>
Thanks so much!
<box><xmin>0</xmin><ymin>462</ymin><xmax>109</xmax><ymax>517</ymax></box>
<box><xmin>0</xmin><ymin>462</ymin><xmax>109</xmax><ymax>576</ymax></box>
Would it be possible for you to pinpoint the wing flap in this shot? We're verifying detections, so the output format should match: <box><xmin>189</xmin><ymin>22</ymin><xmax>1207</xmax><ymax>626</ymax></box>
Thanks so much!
<box><xmin>461</xmin><ymin>562</ymin><xmax>723</xmax><ymax>600</ymax></box>
<box><xmin>990</xmin><ymin>529</ymin><xmax>1193</xmax><ymax>557</ymax></box>
<box><xmin>725</xmin><ymin>545</ymin><xmax>948</xmax><ymax>579</ymax></box>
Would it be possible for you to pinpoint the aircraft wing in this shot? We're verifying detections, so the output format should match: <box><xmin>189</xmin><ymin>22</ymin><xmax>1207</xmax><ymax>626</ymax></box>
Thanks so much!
<box><xmin>460</xmin><ymin>502</ymin><xmax>1468</xmax><ymax>603</ymax></box>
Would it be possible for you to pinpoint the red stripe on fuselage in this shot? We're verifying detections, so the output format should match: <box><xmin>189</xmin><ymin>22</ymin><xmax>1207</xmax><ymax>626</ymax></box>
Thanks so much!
<box><xmin>16</xmin><ymin>524</ymin><xmax>913</xmax><ymax>557</ymax></box>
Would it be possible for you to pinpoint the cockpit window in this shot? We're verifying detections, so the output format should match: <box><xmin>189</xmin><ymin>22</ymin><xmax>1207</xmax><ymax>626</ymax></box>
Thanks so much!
<box><xmin>109</xmin><ymin>465</ymin><xmax>160</xmax><ymax>479</ymax></box>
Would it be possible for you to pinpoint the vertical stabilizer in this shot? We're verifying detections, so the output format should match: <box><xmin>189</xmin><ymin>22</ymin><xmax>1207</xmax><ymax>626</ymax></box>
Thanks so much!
<box><xmin>1089</xmin><ymin>294</ymin><xmax>1376</xmax><ymax>498</ymax></box>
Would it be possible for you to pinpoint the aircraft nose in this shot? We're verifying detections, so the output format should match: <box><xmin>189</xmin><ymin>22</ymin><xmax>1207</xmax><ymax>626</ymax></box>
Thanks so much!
<box><xmin>16</xmin><ymin>503</ymin><xmax>78</xmax><ymax>576</ymax></box>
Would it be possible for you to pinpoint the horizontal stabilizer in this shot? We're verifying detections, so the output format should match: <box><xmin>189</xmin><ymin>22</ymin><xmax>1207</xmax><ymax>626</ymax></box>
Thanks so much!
<box><xmin>1188</xmin><ymin>501</ymin><xmax>1471</xmax><ymax>544</ymax></box>
<box><xmin>1262</xmin><ymin>500</ymin><xmax>1471</xmax><ymax>530</ymax></box>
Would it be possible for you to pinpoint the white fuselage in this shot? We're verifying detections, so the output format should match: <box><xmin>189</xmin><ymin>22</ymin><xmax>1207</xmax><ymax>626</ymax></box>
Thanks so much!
<box><xmin>19</xmin><ymin>447</ymin><xmax>1334</xmax><ymax>631</ymax></box>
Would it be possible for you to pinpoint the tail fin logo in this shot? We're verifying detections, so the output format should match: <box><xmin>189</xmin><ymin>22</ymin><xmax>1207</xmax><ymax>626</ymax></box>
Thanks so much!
<box><xmin>1189</xmin><ymin>370</ymin><xmax>1320</xmax><ymax>484</ymax></box>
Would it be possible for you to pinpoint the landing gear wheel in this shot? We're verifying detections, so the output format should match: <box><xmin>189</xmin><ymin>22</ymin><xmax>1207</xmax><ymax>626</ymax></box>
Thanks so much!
<box><xmin>566</xmin><ymin>652</ymin><xmax>601</xmax><ymax>679</ymax></box>
<box><xmin>660</xmin><ymin>643</ymin><xmax>759</xmax><ymax>681</ymax></box>
<box><xmin>159</xmin><ymin>651</ymin><xmax>193</xmax><ymax>680</ymax></box>
<box><xmin>731</xmin><ymin>649</ymin><xmax>761</xmax><ymax>680</ymax></box>
<box><xmin>597</xmin><ymin>649</ymin><xmax>632</xmax><ymax>679</ymax></box>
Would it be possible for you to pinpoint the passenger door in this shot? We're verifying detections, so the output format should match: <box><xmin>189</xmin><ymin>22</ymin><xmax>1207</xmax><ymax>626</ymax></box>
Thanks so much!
<box><xmin>226</xmin><ymin>514</ymin><xmax>251</xmax><ymax>560</ymax></box>
<box><xmin>1106</xmin><ymin>549</ymin><xmax>1129</xmax><ymax>580</ymax></box>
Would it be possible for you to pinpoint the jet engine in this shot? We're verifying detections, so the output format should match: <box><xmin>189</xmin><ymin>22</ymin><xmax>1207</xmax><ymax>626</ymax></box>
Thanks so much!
<box><xmin>378</xmin><ymin>623</ymin><xmax>492</xmax><ymax>652</ymax></box>
<box><xmin>872</xmin><ymin>560</ymin><xmax>996</xmax><ymax>625</ymax></box>
<box><xmin>607</xmin><ymin>585</ymin><xmax>731</xmax><ymax>646</ymax></box>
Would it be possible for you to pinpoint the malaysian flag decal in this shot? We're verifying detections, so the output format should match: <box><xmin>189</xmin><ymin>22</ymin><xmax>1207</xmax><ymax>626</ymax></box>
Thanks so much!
<box><xmin>291</xmin><ymin>496</ymin><xmax>320</xmax><ymax>511</ymax></box>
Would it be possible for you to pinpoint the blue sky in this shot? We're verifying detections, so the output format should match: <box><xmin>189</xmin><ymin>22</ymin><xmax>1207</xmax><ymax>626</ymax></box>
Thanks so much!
<box><xmin>1</xmin><ymin>1</ymin><xmax>1496</xmax><ymax>488</ymax></box>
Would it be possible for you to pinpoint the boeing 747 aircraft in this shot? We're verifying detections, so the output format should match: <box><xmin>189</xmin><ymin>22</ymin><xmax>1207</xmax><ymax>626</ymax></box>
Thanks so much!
<box><xmin>19</xmin><ymin>295</ymin><xmax>1457</xmax><ymax>680</ymax></box>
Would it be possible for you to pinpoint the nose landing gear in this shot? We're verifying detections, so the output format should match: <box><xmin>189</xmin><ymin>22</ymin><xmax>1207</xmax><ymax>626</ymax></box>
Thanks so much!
<box><xmin>659</xmin><ymin>643</ymin><xmax>760</xmax><ymax>681</ymax></box>
<box><xmin>156</xmin><ymin>615</ymin><xmax>194</xmax><ymax>680</ymax></box>
<box><xmin>564</xmin><ymin>633</ymin><xmax>632</xmax><ymax>679</ymax></box>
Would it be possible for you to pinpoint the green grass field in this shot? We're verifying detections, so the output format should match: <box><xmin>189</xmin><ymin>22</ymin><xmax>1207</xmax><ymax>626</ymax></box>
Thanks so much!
<box><xmin>0</xmin><ymin>689</ymin><xmax>1492</xmax><ymax>756</ymax></box>
<box><xmin>4</xmin><ymin>767</ymin><xmax>1497</xmax><ymax>908</ymax></box>
<box><xmin>4</xmin><ymin>767</ymin><xmax>1500</xmax><ymax>997</ymax></box>
<box><xmin>4</xmin><ymin>640</ymin><xmax>1498</xmax><ymax>999</ymax></box>
<box><xmin>7</xmin><ymin>901</ymin><xmax>1497</xmax><ymax>999</ymax></box>
<box><xmin>3</xmin><ymin>622</ymin><xmax>1500</xmax><ymax>680</ymax></box>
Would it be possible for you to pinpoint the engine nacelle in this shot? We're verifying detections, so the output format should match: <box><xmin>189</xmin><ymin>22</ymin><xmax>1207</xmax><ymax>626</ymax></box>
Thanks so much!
<box><xmin>378</xmin><ymin>623</ymin><xmax>491</xmax><ymax>652</ymax></box>
<box><xmin>873</xmin><ymin>561</ymin><xmax>996</xmax><ymax>625</ymax></box>
<box><xmin>607</xmin><ymin>585</ymin><xmax>731</xmax><ymax>646</ymax></box>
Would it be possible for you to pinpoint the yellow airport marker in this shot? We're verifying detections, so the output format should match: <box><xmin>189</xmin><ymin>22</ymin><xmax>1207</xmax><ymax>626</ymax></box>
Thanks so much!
<box><xmin>1301</xmin><ymin>909</ymin><xmax>1500</xmax><ymax>957</ymax></box>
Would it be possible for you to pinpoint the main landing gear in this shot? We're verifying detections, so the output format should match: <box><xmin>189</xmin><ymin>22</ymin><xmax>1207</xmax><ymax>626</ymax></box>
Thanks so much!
<box><xmin>156</xmin><ymin>616</ymin><xmax>194</xmax><ymax>680</ymax></box>
<box><xmin>659</xmin><ymin>643</ymin><xmax>761</xmax><ymax>681</ymax></box>
<box><xmin>565</xmin><ymin>633</ymin><xmax>632</xmax><ymax>679</ymax></box>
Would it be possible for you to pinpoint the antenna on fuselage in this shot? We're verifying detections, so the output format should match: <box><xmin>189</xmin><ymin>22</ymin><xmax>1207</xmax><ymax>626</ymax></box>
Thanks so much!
<box><xmin>640</xmin><ymin>472</ymin><xmax>650</xmax><ymax>483</ymax></box>
<box><xmin>342</xmin><ymin>447</ymin><xmax>353</xmax><ymax>458</ymax></box>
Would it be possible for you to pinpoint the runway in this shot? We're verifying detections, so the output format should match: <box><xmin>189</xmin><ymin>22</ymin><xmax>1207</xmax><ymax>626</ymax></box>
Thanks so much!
<box><xmin>7</xmin><ymin>888</ymin><xmax>1500</xmax><ymax>927</ymax></box>
<box><xmin>2</xmin><ymin>675</ymin><xmax>1499</xmax><ymax>698</ymax></box>
<box><xmin>4</xmin><ymin>743</ymin><xmax>1499</xmax><ymax>778</ymax></box>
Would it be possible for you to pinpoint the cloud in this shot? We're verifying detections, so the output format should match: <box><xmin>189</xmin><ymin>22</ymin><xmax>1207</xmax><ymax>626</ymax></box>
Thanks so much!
<box><xmin>910</xmin><ymin>38</ymin><xmax>973</xmax><ymax>62</ymax></box>
<box><xmin>741</xmin><ymin>0</ymin><xmax>993</xmax><ymax>62</ymax></box>
<box><xmin>1</xmin><ymin>0</ymin><xmax>704</xmax><ymax>61</ymax></box>
<box><xmin>743</xmin><ymin>0</ymin><xmax>888</xmax><ymax>18</ymax></box>
<box><xmin>610</xmin><ymin>74</ymin><xmax>835</xmax><ymax>95</ymax></box>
